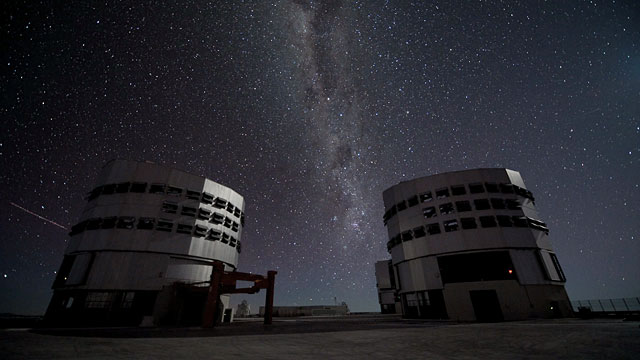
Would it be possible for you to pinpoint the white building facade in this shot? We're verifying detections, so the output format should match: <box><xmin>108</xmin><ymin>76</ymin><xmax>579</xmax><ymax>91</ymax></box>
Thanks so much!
<box><xmin>45</xmin><ymin>160</ymin><xmax>245</xmax><ymax>326</ymax></box>
<box><xmin>381</xmin><ymin>168</ymin><xmax>572</xmax><ymax>321</ymax></box>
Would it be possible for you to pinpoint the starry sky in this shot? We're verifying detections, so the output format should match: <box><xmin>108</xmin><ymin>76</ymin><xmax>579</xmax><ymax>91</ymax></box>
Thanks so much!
<box><xmin>1</xmin><ymin>1</ymin><xmax>639</xmax><ymax>315</ymax></box>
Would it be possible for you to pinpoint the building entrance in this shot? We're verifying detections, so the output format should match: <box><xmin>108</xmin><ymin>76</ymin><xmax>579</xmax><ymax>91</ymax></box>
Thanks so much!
<box><xmin>470</xmin><ymin>290</ymin><xmax>503</xmax><ymax>322</ymax></box>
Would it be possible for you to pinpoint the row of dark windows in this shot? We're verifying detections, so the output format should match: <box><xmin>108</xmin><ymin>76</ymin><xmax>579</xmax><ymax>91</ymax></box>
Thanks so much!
<box><xmin>422</xmin><ymin>198</ymin><xmax>522</xmax><ymax>218</ymax></box>
<box><xmin>86</xmin><ymin>182</ymin><xmax>245</xmax><ymax>223</ymax></box>
<box><xmin>386</xmin><ymin>215</ymin><xmax>549</xmax><ymax>252</ymax></box>
<box><xmin>437</xmin><ymin>251</ymin><xmax>517</xmax><ymax>284</ymax></box>
<box><xmin>68</xmin><ymin>216</ymin><xmax>241</xmax><ymax>253</ymax></box>
<box><xmin>161</xmin><ymin>201</ymin><xmax>240</xmax><ymax>232</ymax></box>
<box><xmin>383</xmin><ymin>182</ymin><xmax>535</xmax><ymax>224</ymax></box>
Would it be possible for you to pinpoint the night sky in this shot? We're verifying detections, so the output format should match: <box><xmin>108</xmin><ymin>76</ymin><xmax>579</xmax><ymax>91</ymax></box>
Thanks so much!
<box><xmin>1</xmin><ymin>1</ymin><xmax>639</xmax><ymax>315</ymax></box>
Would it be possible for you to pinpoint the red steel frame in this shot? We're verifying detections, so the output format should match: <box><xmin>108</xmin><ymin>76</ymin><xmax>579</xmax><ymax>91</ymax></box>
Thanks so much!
<box><xmin>202</xmin><ymin>261</ymin><xmax>277</xmax><ymax>327</ymax></box>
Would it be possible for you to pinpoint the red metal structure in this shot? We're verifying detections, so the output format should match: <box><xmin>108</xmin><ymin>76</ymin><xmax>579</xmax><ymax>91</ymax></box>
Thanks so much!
<box><xmin>202</xmin><ymin>261</ymin><xmax>277</xmax><ymax>327</ymax></box>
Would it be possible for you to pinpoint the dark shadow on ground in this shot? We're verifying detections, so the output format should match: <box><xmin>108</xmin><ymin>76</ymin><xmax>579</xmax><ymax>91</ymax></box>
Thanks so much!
<box><xmin>30</xmin><ymin>315</ymin><xmax>452</xmax><ymax>338</ymax></box>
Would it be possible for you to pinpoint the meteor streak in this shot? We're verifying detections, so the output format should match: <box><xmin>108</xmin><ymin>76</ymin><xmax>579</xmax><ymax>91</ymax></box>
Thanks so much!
<box><xmin>9</xmin><ymin>202</ymin><xmax>68</xmax><ymax>231</ymax></box>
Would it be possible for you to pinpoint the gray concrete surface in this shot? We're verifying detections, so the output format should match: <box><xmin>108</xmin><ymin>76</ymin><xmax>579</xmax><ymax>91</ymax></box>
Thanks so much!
<box><xmin>1</xmin><ymin>315</ymin><xmax>638</xmax><ymax>359</ymax></box>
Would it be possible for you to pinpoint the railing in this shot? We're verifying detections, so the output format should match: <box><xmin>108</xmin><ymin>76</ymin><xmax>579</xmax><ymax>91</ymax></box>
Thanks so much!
<box><xmin>571</xmin><ymin>297</ymin><xmax>640</xmax><ymax>313</ymax></box>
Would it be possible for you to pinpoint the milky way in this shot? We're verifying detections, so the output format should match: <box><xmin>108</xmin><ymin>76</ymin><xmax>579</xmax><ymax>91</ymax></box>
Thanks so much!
<box><xmin>1</xmin><ymin>1</ymin><xmax>639</xmax><ymax>314</ymax></box>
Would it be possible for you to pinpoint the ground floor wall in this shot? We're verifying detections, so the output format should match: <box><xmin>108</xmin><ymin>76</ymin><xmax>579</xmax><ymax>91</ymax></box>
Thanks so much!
<box><xmin>44</xmin><ymin>287</ymin><xmax>232</xmax><ymax>327</ymax></box>
<box><xmin>441</xmin><ymin>280</ymin><xmax>572</xmax><ymax>322</ymax></box>
<box><xmin>378</xmin><ymin>289</ymin><xmax>401</xmax><ymax>314</ymax></box>
<box><xmin>44</xmin><ymin>289</ymin><xmax>158</xmax><ymax>327</ymax></box>
<box><xmin>152</xmin><ymin>283</ymin><xmax>231</xmax><ymax>326</ymax></box>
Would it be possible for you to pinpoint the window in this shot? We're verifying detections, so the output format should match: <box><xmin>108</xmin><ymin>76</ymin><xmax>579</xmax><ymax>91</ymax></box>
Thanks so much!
<box><xmin>549</xmin><ymin>253</ymin><xmax>566</xmax><ymax>282</ymax></box>
<box><xmin>389</xmin><ymin>207</ymin><xmax>397</xmax><ymax>218</ymax></box>
<box><xmin>443</xmin><ymin>219</ymin><xmax>458</xmax><ymax>232</ymax></box>
<box><xmin>451</xmin><ymin>185</ymin><xmax>466</xmax><ymax>196</ymax></box>
<box><xmin>223</xmin><ymin>217</ymin><xmax>232</xmax><ymax>228</ymax></box>
<box><xmin>64</xmin><ymin>252</ymin><xmax>93</xmax><ymax>286</ymax></box>
<box><xmin>88</xmin><ymin>186</ymin><xmax>102</xmax><ymax>200</ymax></box>
<box><xmin>156</xmin><ymin>219</ymin><xmax>173</xmax><ymax>232</ymax></box>
<box><xmin>101</xmin><ymin>217</ymin><xmax>117</xmax><ymax>229</ymax></box>
<box><xmin>102</xmin><ymin>184</ymin><xmax>116</xmax><ymax>195</ymax></box>
<box><xmin>85</xmin><ymin>292</ymin><xmax>114</xmax><ymax>309</ymax></box>
<box><xmin>233</xmin><ymin>207</ymin><xmax>241</xmax><ymax>217</ymax></box>
<box><xmin>413</xmin><ymin>226</ymin><xmax>426</xmax><ymax>238</ymax></box>
<box><xmin>120</xmin><ymin>292</ymin><xmax>135</xmax><ymax>309</ymax></box>
<box><xmin>438</xmin><ymin>251</ymin><xmax>516</xmax><ymax>284</ymax></box>
<box><xmin>527</xmin><ymin>218</ymin><xmax>549</xmax><ymax>233</ymax></box>
<box><xmin>474</xmin><ymin>198</ymin><xmax>490</xmax><ymax>210</ymax></box>
<box><xmin>383</xmin><ymin>206</ymin><xmax>395</xmax><ymax>223</ymax></box>
<box><xmin>226</xmin><ymin>203</ymin><xmax>235</xmax><ymax>213</ymax></box>
<box><xmin>161</xmin><ymin>201</ymin><xmax>178</xmax><ymax>214</ymax></box>
<box><xmin>512</xmin><ymin>216</ymin><xmax>528</xmax><ymax>227</ymax></box>
<box><xmin>386</xmin><ymin>240</ymin><xmax>395</xmax><ymax>252</ymax></box>
<box><xmin>214</xmin><ymin>197</ymin><xmax>227</xmax><ymax>209</ymax></box>
<box><xmin>521</xmin><ymin>188</ymin><xmax>535</xmax><ymax>201</ymax></box>
<box><xmin>70</xmin><ymin>221</ymin><xmax>87</xmax><ymax>236</ymax></box>
<box><xmin>401</xmin><ymin>230</ymin><xmax>413</xmax><ymax>242</ymax></box>
<box><xmin>439</xmin><ymin>203</ymin><xmax>455</xmax><ymax>215</ymax></box>
<box><xmin>419</xmin><ymin>191</ymin><xmax>433</xmax><ymax>202</ymax></box>
<box><xmin>117</xmin><ymin>217</ymin><xmax>136</xmax><ymax>229</ymax></box>
<box><xmin>396</xmin><ymin>200</ymin><xmax>407</xmax><ymax>212</ymax></box>
<box><xmin>115</xmin><ymin>182</ymin><xmax>130</xmax><ymax>193</ymax></box>
<box><xmin>86</xmin><ymin>218</ymin><xmax>102</xmax><ymax>230</ymax></box>
<box><xmin>461</xmin><ymin>217</ymin><xmax>477</xmax><ymax>229</ymax></box>
<box><xmin>505</xmin><ymin>199</ymin><xmax>521</xmax><ymax>210</ymax></box>
<box><xmin>193</xmin><ymin>225</ymin><xmax>208</xmax><ymax>237</ymax></box>
<box><xmin>177</xmin><ymin>223</ymin><xmax>193</xmax><ymax>234</ymax></box>
<box><xmin>497</xmin><ymin>215</ymin><xmax>513</xmax><ymax>227</ymax></box>
<box><xmin>407</xmin><ymin>195</ymin><xmax>419</xmax><ymax>207</ymax></box>
<box><xmin>229</xmin><ymin>236</ymin><xmax>237</xmax><ymax>247</ymax></box>
<box><xmin>388</xmin><ymin>236</ymin><xmax>399</xmax><ymax>248</ymax></box>
<box><xmin>479</xmin><ymin>216</ymin><xmax>497</xmax><ymax>228</ymax></box>
<box><xmin>197</xmin><ymin>208</ymin><xmax>211</xmax><ymax>221</ymax></box>
<box><xmin>426</xmin><ymin>223</ymin><xmax>441</xmax><ymax>235</ymax></box>
<box><xmin>500</xmin><ymin>183</ymin><xmax>514</xmax><ymax>194</ymax></box>
<box><xmin>231</xmin><ymin>221</ymin><xmax>239</xmax><ymax>232</ymax></box>
<box><xmin>485</xmin><ymin>182</ymin><xmax>499</xmax><ymax>193</ymax></box>
<box><xmin>237</xmin><ymin>241</ymin><xmax>242</xmax><ymax>253</ymax></box>
<box><xmin>221</xmin><ymin>232</ymin><xmax>230</xmax><ymax>244</ymax></box>
<box><xmin>130</xmin><ymin>182</ymin><xmax>147</xmax><ymax>193</ymax></box>
<box><xmin>423</xmin><ymin>206</ymin><xmax>437</xmax><ymax>218</ymax></box>
<box><xmin>137</xmin><ymin>217</ymin><xmax>155</xmax><ymax>230</ymax></box>
<box><xmin>240</xmin><ymin>214</ymin><xmax>245</xmax><ymax>226</ymax></box>
<box><xmin>435</xmin><ymin>188</ymin><xmax>449</xmax><ymax>199</ymax></box>
<box><xmin>207</xmin><ymin>229</ymin><xmax>222</xmax><ymax>241</ymax></box>
<box><xmin>188</xmin><ymin>190</ymin><xmax>202</xmax><ymax>201</ymax></box>
<box><xmin>167</xmin><ymin>186</ymin><xmax>183</xmax><ymax>196</ymax></box>
<box><xmin>469</xmin><ymin>183</ymin><xmax>485</xmax><ymax>194</ymax></box>
<box><xmin>455</xmin><ymin>200</ymin><xmax>472</xmax><ymax>212</ymax></box>
<box><xmin>181</xmin><ymin>206</ymin><xmax>197</xmax><ymax>217</ymax></box>
<box><xmin>211</xmin><ymin>212</ymin><xmax>224</xmax><ymax>225</ymax></box>
<box><xmin>490</xmin><ymin>198</ymin><xmax>506</xmax><ymax>209</ymax></box>
<box><xmin>514</xmin><ymin>185</ymin><xmax>527</xmax><ymax>197</ymax></box>
<box><xmin>149</xmin><ymin>183</ymin><xmax>166</xmax><ymax>194</ymax></box>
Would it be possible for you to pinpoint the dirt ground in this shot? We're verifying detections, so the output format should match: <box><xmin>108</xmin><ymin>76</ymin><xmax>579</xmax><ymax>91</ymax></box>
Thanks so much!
<box><xmin>1</xmin><ymin>315</ymin><xmax>638</xmax><ymax>359</ymax></box>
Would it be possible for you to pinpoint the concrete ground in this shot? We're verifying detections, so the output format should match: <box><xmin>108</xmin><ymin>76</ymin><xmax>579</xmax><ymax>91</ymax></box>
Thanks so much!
<box><xmin>1</xmin><ymin>315</ymin><xmax>638</xmax><ymax>359</ymax></box>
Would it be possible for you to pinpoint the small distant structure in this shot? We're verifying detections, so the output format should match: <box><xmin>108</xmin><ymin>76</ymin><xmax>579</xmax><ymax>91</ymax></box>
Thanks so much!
<box><xmin>236</xmin><ymin>300</ymin><xmax>251</xmax><ymax>317</ymax></box>
<box><xmin>259</xmin><ymin>303</ymin><xmax>349</xmax><ymax>317</ymax></box>
<box><xmin>375</xmin><ymin>260</ymin><xmax>401</xmax><ymax>314</ymax></box>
